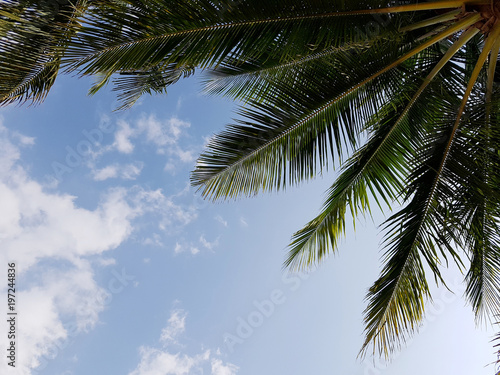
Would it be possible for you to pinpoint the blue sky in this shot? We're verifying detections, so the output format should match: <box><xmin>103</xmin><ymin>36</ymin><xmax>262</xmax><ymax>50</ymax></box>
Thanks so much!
<box><xmin>0</xmin><ymin>72</ymin><xmax>498</xmax><ymax>375</ymax></box>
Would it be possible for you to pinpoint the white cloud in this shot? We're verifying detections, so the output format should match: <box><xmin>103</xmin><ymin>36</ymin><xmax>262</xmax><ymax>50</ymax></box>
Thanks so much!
<box><xmin>3</xmin><ymin>261</ymin><xmax>116</xmax><ymax>375</ymax></box>
<box><xmin>122</xmin><ymin>162</ymin><xmax>144</xmax><ymax>179</ymax></box>
<box><xmin>0</xmin><ymin>123</ymin><xmax>22</xmax><ymax>176</ymax></box>
<box><xmin>129</xmin><ymin>188</ymin><xmax>198</xmax><ymax>232</ymax></box>
<box><xmin>199</xmin><ymin>235</ymin><xmax>219</xmax><ymax>251</ymax></box>
<box><xmin>0</xmin><ymin>123</ymin><xmax>194</xmax><ymax>375</ymax></box>
<box><xmin>129</xmin><ymin>308</ymin><xmax>238</xmax><ymax>375</ymax></box>
<box><xmin>143</xmin><ymin>233</ymin><xmax>164</xmax><ymax>247</ymax></box>
<box><xmin>174</xmin><ymin>242</ymin><xmax>183</xmax><ymax>254</ymax></box>
<box><xmin>164</xmin><ymin>162</ymin><xmax>176</xmax><ymax>172</ymax></box>
<box><xmin>13</xmin><ymin>131</ymin><xmax>35</xmax><ymax>145</ymax></box>
<box><xmin>176</xmin><ymin>97</ymin><xmax>183</xmax><ymax>111</ymax></box>
<box><xmin>96</xmin><ymin>258</ymin><xmax>116</xmax><ymax>266</ymax></box>
<box><xmin>93</xmin><ymin>164</ymin><xmax>118</xmax><ymax>180</ymax></box>
<box><xmin>0</xmin><ymin>174</ymin><xmax>137</xmax><ymax>273</ymax></box>
<box><xmin>107</xmin><ymin>115</ymin><xmax>195</xmax><ymax>173</ymax></box>
<box><xmin>111</xmin><ymin>115</ymin><xmax>191</xmax><ymax>155</ymax></box>
<box><xmin>113</xmin><ymin>119</ymin><xmax>135</xmax><ymax>154</ymax></box>
<box><xmin>214</xmin><ymin>215</ymin><xmax>228</xmax><ymax>227</ymax></box>
<box><xmin>0</xmin><ymin>126</ymin><xmax>140</xmax><ymax>374</ymax></box>
<box><xmin>211</xmin><ymin>359</ymin><xmax>239</xmax><ymax>375</ymax></box>
<box><xmin>190</xmin><ymin>247</ymin><xmax>200</xmax><ymax>255</ymax></box>
<box><xmin>92</xmin><ymin>162</ymin><xmax>143</xmax><ymax>181</ymax></box>
<box><xmin>0</xmin><ymin>121</ymin><xmax>35</xmax><ymax>148</ymax></box>
<box><xmin>172</xmin><ymin>147</ymin><xmax>195</xmax><ymax>163</ymax></box>
<box><xmin>130</xmin><ymin>347</ymin><xmax>210</xmax><ymax>375</ymax></box>
<box><xmin>160</xmin><ymin>310</ymin><xmax>187</xmax><ymax>345</ymax></box>
<box><xmin>173</xmin><ymin>242</ymin><xmax>200</xmax><ymax>256</ymax></box>
<box><xmin>165</xmin><ymin>117</ymin><xmax>190</xmax><ymax>144</ymax></box>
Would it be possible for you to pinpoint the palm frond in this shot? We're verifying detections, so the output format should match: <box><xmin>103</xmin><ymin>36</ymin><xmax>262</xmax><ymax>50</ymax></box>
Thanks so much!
<box><xmin>90</xmin><ymin>64</ymin><xmax>196</xmax><ymax>110</ymax></box>
<box><xmin>458</xmin><ymin>97</ymin><xmax>500</xmax><ymax>320</ymax></box>
<box><xmin>284</xmin><ymin>27</ymin><xmax>479</xmax><ymax>271</ymax></box>
<box><xmin>202</xmin><ymin>28</ymin><xmax>402</xmax><ymax>102</ymax></box>
<box><xmin>64</xmin><ymin>0</ymin><xmax>387</xmax><ymax>73</ymax></box>
<box><xmin>361</xmin><ymin>24</ymin><xmax>500</xmax><ymax>357</ymax></box>
<box><xmin>191</xmin><ymin>50</ymin><xmax>405</xmax><ymax>198</ymax></box>
<box><xmin>191</xmin><ymin>13</ymin><xmax>480</xmax><ymax>199</ymax></box>
<box><xmin>0</xmin><ymin>0</ymin><xmax>87</xmax><ymax>105</ymax></box>
<box><xmin>63</xmin><ymin>0</ymin><xmax>482</xmax><ymax>105</ymax></box>
<box><xmin>360</xmin><ymin>90</ymin><xmax>465</xmax><ymax>357</ymax></box>
<box><xmin>3</xmin><ymin>0</ymin><xmax>500</xmax><ymax>360</ymax></box>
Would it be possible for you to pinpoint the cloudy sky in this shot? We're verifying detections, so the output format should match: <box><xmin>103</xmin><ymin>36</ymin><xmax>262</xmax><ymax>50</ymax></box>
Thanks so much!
<box><xmin>0</xmin><ymin>73</ymin><xmax>498</xmax><ymax>375</ymax></box>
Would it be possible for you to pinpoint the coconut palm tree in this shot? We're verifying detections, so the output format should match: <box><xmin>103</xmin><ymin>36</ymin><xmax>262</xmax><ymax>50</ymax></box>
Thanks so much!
<box><xmin>2</xmin><ymin>0</ymin><xmax>500</xmax><ymax>359</ymax></box>
<box><xmin>0</xmin><ymin>0</ymin><xmax>89</xmax><ymax>104</ymax></box>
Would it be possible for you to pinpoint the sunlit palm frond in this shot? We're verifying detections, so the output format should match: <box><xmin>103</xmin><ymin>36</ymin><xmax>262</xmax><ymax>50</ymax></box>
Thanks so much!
<box><xmin>192</xmin><ymin>15</ymin><xmax>480</xmax><ymax>200</ymax></box>
<box><xmin>191</xmin><ymin>45</ymin><xmax>409</xmax><ymax>198</ymax></box>
<box><xmin>360</xmin><ymin>88</ymin><xmax>466</xmax><ymax>357</ymax></box>
<box><xmin>285</xmin><ymin>28</ymin><xmax>479</xmax><ymax>271</ymax></box>
<box><xmin>361</xmin><ymin>25</ymin><xmax>500</xmax><ymax>356</ymax></box>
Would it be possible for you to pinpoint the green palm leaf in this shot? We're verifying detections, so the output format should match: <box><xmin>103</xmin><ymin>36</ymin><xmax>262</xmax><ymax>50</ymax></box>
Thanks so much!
<box><xmin>361</xmin><ymin>91</ymin><xmax>465</xmax><ymax>357</ymax></box>
<box><xmin>192</xmin><ymin>14</ymin><xmax>481</xmax><ymax>199</ymax></box>
<box><xmin>361</xmin><ymin>24</ymin><xmax>500</xmax><ymax>356</ymax></box>
<box><xmin>285</xmin><ymin>27</ymin><xmax>480</xmax><ymax>271</ymax></box>
<box><xmin>0</xmin><ymin>0</ymin><xmax>86</xmax><ymax>105</ymax></box>
<box><xmin>3</xmin><ymin>0</ymin><xmax>500</xmax><ymax>361</ymax></box>
<box><xmin>458</xmin><ymin>97</ymin><xmax>500</xmax><ymax>320</ymax></box>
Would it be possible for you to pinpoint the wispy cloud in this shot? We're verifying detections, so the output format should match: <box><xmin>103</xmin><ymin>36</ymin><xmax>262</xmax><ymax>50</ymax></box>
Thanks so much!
<box><xmin>113</xmin><ymin>119</ymin><xmax>135</xmax><ymax>154</ymax></box>
<box><xmin>173</xmin><ymin>235</ymin><xmax>218</xmax><ymax>256</ymax></box>
<box><xmin>239</xmin><ymin>217</ymin><xmax>248</xmax><ymax>227</ymax></box>
<box><xmin>142</xmin><ymin>233</ymin><xmax>164</xmax><ymax>247</ymax></box>
<box><xmin>0</xmin><ymin>122</ymin><xmax>199</xmax><ymax>375</ymax></box>
<box><xmin>160</xmin><ymin>310</ymin><xmax>187</xmax><ymax>345</ymax></box>
<box><xmin>174</xmin><ymin>242</ymin><xmax>200</xmax><ymax>255</ymax></box>
<box><xmin>64</xmin><ymin>113</ymin><xmax>199</xmax><ymax>180</ymax></box>
<box><xmin>129</xmin><ymin>307</ymin><xmax>238</xmax><ymax>375</ymax></box>
<box><xmin>111</xmin><ymin>115</ymin><xmax>191</xmax><ymax>155</ymax></box>
<box><xmin>211</xmin><ymin>359</ymin><xmax>239</xmax><ymax>375</ymax></box>
<box><xmin>92</xmin><ymin>162</ymin><xmax>144</xmax><ymax>181</ymax></box>
<box><xmin>199</xmin><ymin>235</ymin><xmax>219</xmax><ymax>251</ymax></box>
<box><xmin>214</xmin><ymin>215</ymin><xmax>228</xmax><ymax>227</ymax></box>
<box><xmin>130</xmin><ymin>347</ymin><xmax>210</xmax><ymax>375</ymax></box>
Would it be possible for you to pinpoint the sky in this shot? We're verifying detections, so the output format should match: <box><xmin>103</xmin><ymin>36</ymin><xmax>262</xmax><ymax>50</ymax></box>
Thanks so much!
<box><xmin>0</xmin><ymin>71</ymin><xmax>498</xmax><ymax>375</ymax></box>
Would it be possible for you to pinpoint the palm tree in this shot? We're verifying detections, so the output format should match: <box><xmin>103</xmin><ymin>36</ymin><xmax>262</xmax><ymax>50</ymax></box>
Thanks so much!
<box><xmin>0</xmin><ymin>0</ymin><xmax>88</xmax><ymax>104</ymax></box>
<box><xmin>2</xmin><ymin>0</ymin><xmax>500</xmax><ymax>359</ymax></box>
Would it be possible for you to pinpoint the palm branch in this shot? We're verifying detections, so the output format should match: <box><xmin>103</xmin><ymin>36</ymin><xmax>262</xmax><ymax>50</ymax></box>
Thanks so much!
<box><xmin>0</xmin><ymin>0</ymin><xmax>89</xmax><ymax>105</ymax></box>
<box><xmin>2</xmin><ymin>0</ymin><xmax>500</xmax><ymax>360</ymax></box>
<box><xmin>187</xmin><ymin>1</ymin><xmax>500</xmax><ymax>357</ymax></box>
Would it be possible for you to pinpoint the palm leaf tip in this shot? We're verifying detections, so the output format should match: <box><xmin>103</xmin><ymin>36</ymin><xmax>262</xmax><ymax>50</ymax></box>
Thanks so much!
<box><xmin>284</xmin><ymin>216</ymin><xmax>344</xmax><ymax>271</ymax></box>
